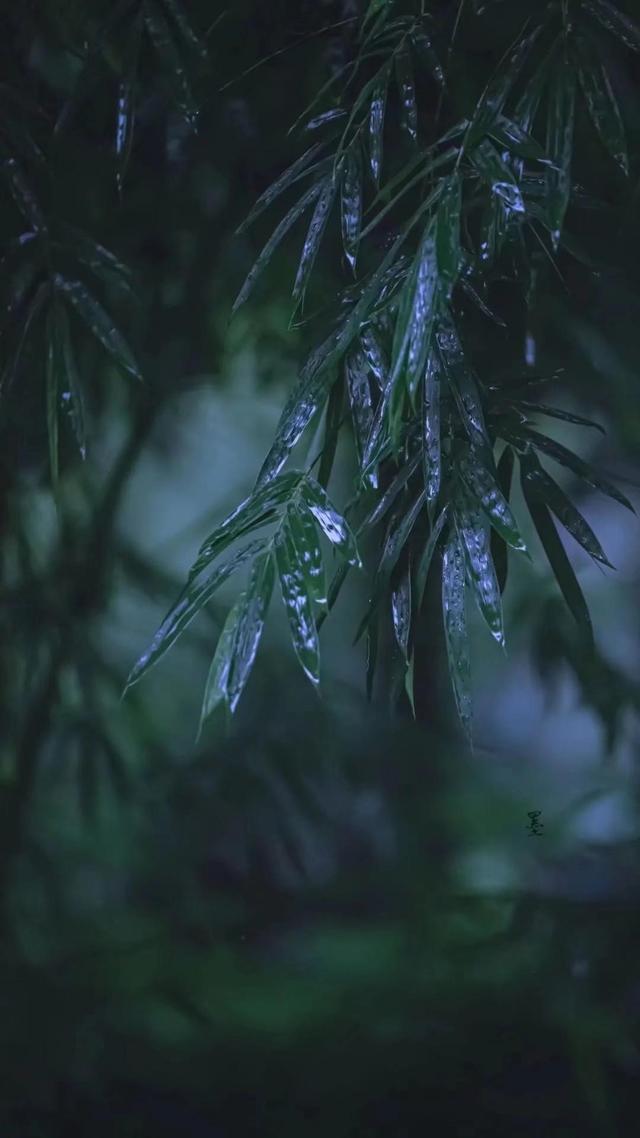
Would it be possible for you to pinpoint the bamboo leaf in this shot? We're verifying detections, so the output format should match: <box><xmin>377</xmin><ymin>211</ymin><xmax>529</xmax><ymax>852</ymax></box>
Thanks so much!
<box><xmin>288</xmin><ymin>504</ymin><xmax>327</xmax><ymax>611</ymax></box>
<box><xmin>317</xmin><ymin>376</ymin><xmax>343</xmax><ymax>489</ymax></box>
<box><xmin>441</xmin><ymin>528</ymin><xmax>472</xmax><ymax>738</ymax></box>
<box><xmin>58</xmin><ymin>223</ymin><xmax>133</xmax><ymax>292</ymax></box>
<box><xmin>232</xmin><ymin>181</ymin><xmax>323</xmax><ymax>315</ymax></box>
<box><xmin>54</xmin><ymin>275</ymin><xmax>141</xmax><ymax>379</ymax></box>
<box><xmin>300</xmin><ymin>477</ymin><xmax>362</xmax><ymax>567</ymax></box>
<box><xmin>275</xmin><ymin>511</ymin><xmax>321</xmax><ymax>686</ymax></box>
<box><xmin>391</xmin><ymin>565</ymin><xmax>411</xmax><ymax>660</ymax></box>
<box><xmin>515</xmin><ymin>401</ymin><xmax>605</xmax><ymax>434</ymax></box>
<box><xmin>468</xmin><ymin>23</ymin><xmax>544</xmax><ymax>145</ymax></box>
<box><xmin>405</xmin><ymin>224</ymin><xmax>438</xmax><ymax>401</ymax></box>
<box><xmin>360</xmin><ymin>449</ymin><xmax>421</xmax><ymax>529</ymax></box>
<box><xmin>575</xmin><ymin>34</ymin><xmax>629</xmax><ymax>175</ymax></box>
<box><xmin>415</xmin><ymin>503</ymin><xmax>449</xmax><ymax>611</ymax></box>
<box><xmin>395</xmin><ymin>42</ymin><xmax>418</xmax><ymax>142</ymax></box>
<box><xmin>341</xmin><ymin>144</ymin><xmax>363</xmax><ymax>274</ymax></box>
<box><xmin>412</xmin><ymin>29</ymin><xmax>445</xmax><ymax>87</ymax></box>
<box><xmin>456</xmin><ymin>499</ymin><xmax>505</xmax><ymax>645</ymax></box>
<box><xmin>126</xmin><ymin>538</ymin><xmax>268</xmax><ymax>690</ymax></box>
<box><xmin>436</xmin><ymin>319</ymin><xmax>490</xmax><ymax>452</ymax></box>
<box><xmin>292</xmin><ymin>176</ymin><xmax>336</xmax><ymax>314</ymax></box>
<box><xmin>225</xmin><ymin>550</ymin><xmax>276</xmax><ymax>713</ymax></box>
<box><xmin>512</xmin><ymin>426</ymin><xmax>635</xmax><ymax>513</ymax></box>
<box><xmin>354</xmin><ymin>489</ymin><xmax>426</xmax><ymax>646</ymax></box>
<box><xmin>1</xmin><ymin>157</ymin><xmax>45</xmax><ymax>231</ymax></box>
<box><xmin>58</xmin><ymin>303</ymin><xmax>87</xmax><ymax>461</ymax></box>
<box><xmin>470</xmin><ymin>138</ymin><xmax>526</xmax><ymax>217</ymax></box>
<box><xmin>488</xmin><ymin>115</ymin><xmax>547</xmax><ymax>161</ymax></box>
<box><xmin>520</xmin><ymin>450</ymin><xmax>615</xmax><ymax>568</ymax></box>
<box><xmin>236</xmin><ymin>143</ymin><xmax>326</xmax><ymax>235</ymax></box>
<box><xmin>199</xmin><ymin>600</ymin><xmax>242</xmax><ymax>727</ymax></box>
<box><xmin>369</xmin><ymin>63</ymin><xmax>391</xmax><ymax>187</ymax></box>
<box><xmin>584</xmin><ymin>0</ymin><xmax>640</xmax><ymax>53</ymax></box>
<box><xmin>115</xmin><ymin>11</ymin><xmax>142</xmax><ymax>193</ymax></box>
<box><xmin>490</xmin><ymin>445</ymin><xmax>514</xmax><ymax>593</ymax></box>
<box><xmin>460</xmin><ymin>448</ymin><xmax>528</xmax><ymax>551</ymax></box>
<box><xmin>345</xmin><ymin>346</ymin><xmax>376</xmax><ymax>485</ymax></box>
<box><xmin>545</xmin><ymin>51</ymin><xmax>576</xmax><ymax>250</ymax></box>
<box><xmin>436</xmin><ymin>173</ymin><xmax>462</xmax><ymax>301</ymax></box>
<box><xmin>423</xmin><ymin>347</ymin><xmax>442</xmax><ymax>505</ymax></box>
<box><xmin>144</xmin><ymin>0</ymin><xmax>199</xmax><ymax>127</ymax></box>
<box><xmin>521</xmin><ymin>471</ymin><xmax>594</xmax><ymax>646</ymax></box>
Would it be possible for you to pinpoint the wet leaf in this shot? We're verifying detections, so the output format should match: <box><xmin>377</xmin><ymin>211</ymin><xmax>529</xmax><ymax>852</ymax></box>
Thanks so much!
<box><xmin>292</xmin><ymin>175</ymin><xmax>336</xmax><ymax>314</ymax></box>
<box><xmin>341</xmin><ymin>144</ymin><xmax>363</xmax><ymax>274</ymax></box>
<box><xmin>436</xmin><ymin>173</ymin><xmax>462</xmax><ymax>301</ymax></box>
<box><xmin>221</xmin><ymin>550</ymin><xmax>275</xmax><ymax>716</ymax></box>
<box><xmin>468</xmin><ymin>23</ymin><xmax>543</xmax><ymax>145</ymax></box>
<box><xmin>391</xmin><ymin>565</ymin><xmax>412</xmax><ymax>660</ymax></box>
<box><xmin>405</xmin><ymin>223</ymin><xmax>438</xmax><ymax>401</ymax></box>
<box><xmin>520</xmin><ymin>450</ymin><xmax>615</xmax><ymax>568</ymax></box>
<box><xmin>436</xmin><ymin>319</ymin><xmax>489</xmax><ymax>452</ymax></box>
<box><xmin>415</xmin><ymin>503</ymin><xmax>449</xmax><ymax>611</ymax></box>
<box><xmin>54</xmin><ymin>275</ymin><xmax>141</xmax><ymax>379</ymax></box>
<box><xmin>423</xmin><ymin>348</ymin><xmax>441</xmax><ymax>504</ymax></box>
<box><xmin>584</xmin><ymin>0</ymin><xmax>640</xmax><ymax>53</ymax></box>
<box><xmin>456</xmin><ymin>499</ymin><xmax>504</xmax><ymax>645</ymax></box>
<box><xmin>360</xmin><ymin>449</ymin><xmax>421</xmax><ymax>529</ymax></box>
<box><xmin>345</xmin><ymin>346</ymin><xmax>376</xmax><ymax>485</ymax></box>
<box><xmin>515</xmin><ymin>401</ymin><xmax>605</xmax><ymax>434</ymax></box>
<box><xmin>1</xmin><ymin>157</ymin><xmax>45</xmax><ymax>231</ymax></box>
<box><xmin>361</xmin><ymin>325</ymin><xmax>389</xmax><ymax>390</ymax></box>
<box><xmin>275</xmin><ymin>512</ymin><xmax>321</xmax><ymax>686</ymax></box>
<box><xmin>488</xmin><ymin>115</ymin><xmax>547</xmax><ymax>161</ymax></box>
<box><xmin>115</xmin><ymin>12</ymin><xmax>141</xmax><ymax>193</ymax></box>
<box><xmin>512</xmin><ymin>426</ymin><xmax>635</xmax><ymax>513</ymax></box>
<box><xmin>354</xmin><ymin>489</ymin><xmax>425</xmax><ymax>646</ymax></box>
<box><xmin>58</xmin><ymin>223</ymin><xmax>133</xmax><ymax>292</ymax></box>
<box><xmin>288</xmin><ymin>504</ymin><xmax>327</xmax><ymax>610</ymax></box>
<box><xmin>575</xmin><ymin>34</ymin><xmax>628</xmax><ymax>175</ymax></box>
<box><xmin>490</xmin><ymin>445</ymin><xmax>514</xmax><ymax>593</ymax></box>
<box><xmin>471</xmin><ymin>138</ymin><xmax>526</xmax><ymax>216</ymax></box>
<box><xmin>232</xmin><ymin>181</ymin><xmax>323</xmax><ymax>315</ymax></box>
<box><xmin>190</xmin><ymin>471</ymin><xmax>302</xmax><ymax>579</ymax></box>
<box><xmin>369</xmin><ymin>63</ymin><xmax>390</xmax><ymax>187</ymax></box>
<box><xmin>236</xmin><ymin>143</ymin><xmax>326</xmax><ymax>235</ymax></box>
<box><xmin>460</xmin><ymin>449</ymin><xmax>528</xmax><ymax>551</ymax></box>
<box><xmin>441</xmin><ymin>528</ymin><xmax>472</xmax><ymax>738</ymax></box>
<box><xmin>199</xmin><ymin>600</ymin><xmax>243</xmax><ymax>728</ymax></box>
<box><xmin>545</xmin><ymin>52</ymin><xmax>576</xmax><ymax>250</ymax></box>
<box><xmin>126</xmin><ymin>539</ymin><xmax>268</xmax><ymax>690</ymax></box>
<box><xmin>144</xmin><ymin>0</ymin><xmax>199</xmax><ymax>127</ymax></box>
<box><xmin>301</xmin><ymin>477</ymin><xmax>362</xmax><ymax>567</ymax></box>
<box><xmin>318</xmin><ymin>376</ymin><xmax>343</xmax><ymax>489</ymax></box>
<box><xmin>521</xmin><ymin>472</ymin><xmax>594</xmax><ymax>647</ymax></box>
<box><xmin>395</xmin><ymin>43</ymin><xmax>418</xmax><ymax>142</ymax></box>
<box><xmin>304</xmin><ymin>109</ymin><xmax>348</xmax><ymax>132</ymax></box>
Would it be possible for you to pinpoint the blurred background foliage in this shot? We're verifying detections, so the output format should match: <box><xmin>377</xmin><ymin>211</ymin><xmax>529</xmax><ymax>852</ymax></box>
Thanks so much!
<box><xmin>1</xmin><ymin>0</ymin><xmax>640</xmax><ymax>1134</ymax></box>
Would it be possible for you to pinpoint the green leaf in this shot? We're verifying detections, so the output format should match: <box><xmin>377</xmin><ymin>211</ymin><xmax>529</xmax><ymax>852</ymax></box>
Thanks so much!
<box><xmin>288</xmin><ymin>505</ymin><xmax>327</xmax><ymax>611</ymax></box>
<box><xmin>361</xmin><ymin>325</ymin><xmax>389</xmax><ymax>391</ymax></box>
<box><xmin>405</xmin><ymin>224</ymin><xmax>438</xmax><ymax>401</ymax></box>
<box><xmin>58</xmin><ymin>223</ymin><xmax>133</xmax><ymax>292</ymax></box>
<box><xmin>369</xmin><ymin>63</ymin><xmax>391</xmax><ymax>186</ymax></box>
<box><xmin>515</xmin><ymin>401</ymin><xmax>605</xmax><ymax>434</ymax></box>
<box><xmin>354</xmin><ymin>489</ymin><xmax>425</xmax><ymax>646</ymax></box>
<box><xmin>575</xmin><ymin>34</ymin><xmax>629</xmax><ymax>175</ymax></box>
<box><xmin>341</xmin><ymin>144</ymin><xmax>363</xmax><ymax>274</ymax></box>
<box><xmin>395</xmin><ymin>42</ymin><xmax>418</xmax><ymax>142</ymax></box>
<box><xmin>1</xmin><ymin>157</ymin><xmax>45</xmax><ymax>231</ymax></box>
<box><xmin>160</xmin><ymin>0</ymin><xmax>208</xmax><ymax>59</ymax></box>
<box><xmin>441</xmin><ymin>528</ymin><xmax>472</xmax><ymax>738</ymax></box>
<box><xmin>436</xmin><ymin>173</ymin><xmax>462</xmax><ymax>300</ymax></box>
<box><xmin>232</xmin><ymin>181</ymin><xmax>323</xmax><ymax>315</ymax></box>
<box><xmin>436</xmin><ymin>319</ymin><xmax>490</xmax><ymax>452</ymax></box>
<box><xmin>300</xmin><ymin>477</ymin><xmax>362</xmax><ymax>567</ymax></box>
<box><xmin>360</xmin><ymin>449</ymin><xmax>421</xmax><ymax>529</ymax></box>
<box><xmin>521</xmin><ymin>472</ymin><xmax>594</xmax><ymax>646</ymax></box>
<box><xmin>456</xmin><ymin>498</ymin><xmax>504</xmax><ymax>646</ymax></box>
<box><xmin>345</xmin><ymin>346</ymin><xmax>376</xmax><ymax>485</ymax></box>
<box><xmin>391</xmin><ymin>566</ymin><xmax>411</xmax><ymax>660</ymax></box>
<box><xmin>126</xmin><ymin>538</ymin><xmax>268</xmax><ymax>690</ymax></box>
<box><xmin>460</xmin><ymin>448</ymin><xmax>528</xmax><ymax>552</ymax></box>
<box><xmin>362</xmin><ymin>0</ymin><xmax>394</xmax><ymax>35</ymax></box>
<box><xmin>545</xmin><ymin>51</ymin><xmax>576</xmax><ymax>250</ymax></box>
<box><xmin>236</xmin><ymin>143</ymin><xmax>326</xmax><ymax>235</ymax></box>
<box><xmin>467</xmin><ymin>23</ymin><xmax>544</xmax><ymax>145</ymax></box>
<box><xmin>512</xmin><ymin>426</ymin><xmax>635</xmax><ymax>513</ymax></box>
<box><xmin>53</xmin><ymin>275</ymin><xmax>141</xmax><ymax>379</ymax></box>
<box><xmin>198</xmin><ymin>555</ymin><xmax>273</xmax><ymax>729</ymax></box>
<box><xmin>317</xmin><ymin>377</ymin><xmax>343</xmax><ymax>489</ymax></box>
<box><xmin>292</xmin><ymin>176</ymin><xmax>336</xmax><ymax>314</ymax></box>
<box><xmin>415</xmin><ymin>503</ymin><xmax>449</xmax><ymax>611</ymax></box>
<box><xmin>411</xmin><ymin>29</ymin><xmax>444</xmax><ymax>88</ymax></box>
<box><xmin>144</xmin><ymin>0</ymin><xmax>198</xmax><ymax>127</ymax></box>
<box><xmin>57</xmin><ymin>302</ymin><xmax>87</xmax><ymax>461</ymax></box>
<box><xmin>584</xmin><ymin>0</ymin><xmax>640</xmax><ymax>53</ymax></box>
<box><xmin>520</xmin><ymin>450</ymin><xmax>615</xmax><ymax>568</ymax></box>
<box><xmin>190</xmin><ymin>471</ymin><xmax>302</xmax><ymax>579</ymax></box>
<box><xmin>490</xmin><ymin>445</ymin><xmax>514</xmax><ymax>593</ymax></box>
<box><xmin>487</xmin><ymin>115</ymin><xmax>547</xmax><ymax>161</ymax></box>
<box><xmin>275</xmin><ymin>512</ymin><xmax>321</xmax><ymax>686</ymax></box>
<box><xmin>470</xmin><ymin>138</ymin><xmax>525</xmax><ymax>217</ymax></box>
<box><xmin>115</xmin><ymin>11</ymin><xmax>142</xmax><ymax>193</ymax></box>
<box><xmin>423</xmin><ymin>348</ymin><xmax>442</xmax><ymax>504</ymax></box>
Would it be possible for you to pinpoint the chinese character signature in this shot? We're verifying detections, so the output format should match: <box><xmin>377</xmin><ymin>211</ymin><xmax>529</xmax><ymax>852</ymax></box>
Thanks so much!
<box><xmin>527</xmin><ymin>810</ymin><xmax>544</xmax><ymax>836</ymax></box>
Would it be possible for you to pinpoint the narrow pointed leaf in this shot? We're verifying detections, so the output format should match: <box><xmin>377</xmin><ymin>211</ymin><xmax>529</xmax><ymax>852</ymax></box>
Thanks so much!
<box><xmin>346</xmin><ymin>346</ymin><xmax>376</xmax><ymax>485</ymax></box>
<box><xmin>415</xmin><ymin>504</ymin><xmax>449</xmax><ymax>611</ymax></box>
<box><xmin>514</xmin><ymin>401</ymin><xmax>605</xmax><ymax>433</ymax></box>
<box><xmin>436</xmin><ymin>320</ymin><xmax>489</xmax><ymax>452</ymax></box>
<box><xmin>58</xmin><ymin>303</ymin><xmax>87</xmax><ymax>460</ymax></box>
<box><xmin>292</xmin><ymin>176</ymin><xmax>336</xmax><ymax>313</ymax></box>
<box><xmin>144</xmin><ymin>0</ymin><xmax>198</xmax><ymax>127</ymax></box>
<box><xmin>436</xmin><ymin>173</ymin><xmax>462</xmax><ymax>300</ymax></box>
<box><xmin>369</xmin><ymin>64</ymin><xmax>390</xmax><ymax>187</ymax></box>
<box><xmin>423</xmin><ymin>348</ymin><xmax>442</xmax><ymax>504</ymax></box>
<box><xmin>236</xmin><ymin>143</ymin><xmax>326</xmax><ymax>235</ymax></box>
<box><xmin>190</xmin><ymin>471</ymin><xmax>302</xmax><ymax>579</ymax></box>
<box><xmin>520</xmin><ymin>450</ymin><xmax>615</xmax><ymax>568</ymax></box>
<box><xmin>521</xmin><ymin>474</ymin><xmax>594</xmax><ymax>646</ymax></box>
<box><xmin>575</xmin><ymin>34</ymin><xmax>628</xmax><ymax>174</ymax></box>
<box><xmin>391</xmin><ymin>566</ymin><xmax>412</xmax><ymax>660</ymax></box>
<box><xmin>460</xmin><ymin>449</ymin><xmax>528</xmax><ymax>551</ymax></box>
<box><xmin>54</xmin><ymin>275</ymin><xmax>140</xmax><ymax>379</ymax></box>
<box><xmin>395</xmin><ymin>43</ymin><xmax>418</xmax><ymax>142</ymax></box>
<box><xmin>490</xmin><ymin>446</ymin><xmax>514</xmax><ymax>593</ymax></box>
<box><xmin>275</xmin><ymin>515</ymin><xmax>321</xmax><ymax>686</ymax></box>
<box><xmin>353</xmin><ymin>490</ymin><xmax>426</xmax><ymax>646</ymax></box>
<box><xmin>341</xmin><ymin>144</ymin><xmax>362</xmax><ymax>274</ymax></box>
<box><xmin>115</xmin><ymin>13</ymin><xmax>141</xmax><ymax>193</ymax></box>
<box><xmin>405</xmin><ymin>224</ymin><xmax>438</xmax><ymax>400</ymax></box>
<box><xmin>471</xmin><ymin>138</ymin><xmax>525</xmax><ymax>216</ymax></box>
<box><xmin>226</xmin><ymin>551</ymin><xmax>275</xmax><ymax>712</ymax></box>
<box><xmin>546</xmin><ymin>53</ymin><xmax>576</xmax><ymax>249</ymax></box>
<box><xmin>126</xmin><ymin>538</ymin><xmax>267</xmax><ymax>690</ymax></box>
<box><xmin>456</xmin><ymin>501</ymin><xmax>504</xmax><ymax>645</ymax></box>
<box><xmin>584</xmin><ymin>0</ymin><xmax>640</xmax><ymax>53</ymax></box>
<box><xmin>513</xmin><ymin>426</ymin><xmax>635</xmax><ymax>512</ymax></box>
<box><xmin>288</xmin><ymin>505</ymin><xmax>327</xmax><ymax>610</ymax></box>
<box><xmin>318</xmin><ymin>377</ymin><xmax>343</xmax><ymax>489</ymax></box>
<box><xmin>488</xmin><ymin>115</ymin><xmax>547</xmax><ymax>160</ymax></box>
<box><xmin>1</xmin><ymin>157</ymin><xmax>45</xmax><ymax>231</ymax></box>
<box><xmin>232</xmin><ymin>181</ymin><xmax>323</xmax><ymax>315</ymax></box>
<box><xmin>470</xmin><ymin>23</ymin><xmax>543</xmax><ymax>142</ymax></box>
<box><xmin>198</xmin><ymin>601</ymin><xmax>238</xmax><ymax>728</ymax></box>
<box><xmin>361</xmin><ymin>325</ymin><xmax>389</xmax><ymax>390</ymax></box>
<box><xmin>360</xmin><ymin>449</ymin><xmax>421</xmax><ymax>529</ymax></box>
<box><xmin>300</xmin><ymin>477</ymin><xmax>362</xmax><ymax>566</ymax></box>
<box><xmin>304</xmin><ymin>109</ymin><xmax>348</xmax><ymax>132</ymax></box>
<box><xmin>441</xmin><ymin>530</ymin><xmax>472</xmax><ymax>737</ymax></box>
<box><xmin>58</xmin><ymin>223</ymin><xmax>133</xmax><ymax>291</ymax></box>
